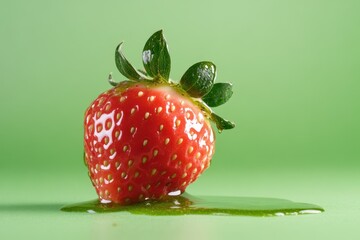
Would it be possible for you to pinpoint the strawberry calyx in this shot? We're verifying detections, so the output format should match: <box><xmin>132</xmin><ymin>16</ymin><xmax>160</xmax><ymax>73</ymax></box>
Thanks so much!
<box><xmin>112</xmin><ymin>30</ymin><xmax>235</xmax><ymax>132</ymax></box>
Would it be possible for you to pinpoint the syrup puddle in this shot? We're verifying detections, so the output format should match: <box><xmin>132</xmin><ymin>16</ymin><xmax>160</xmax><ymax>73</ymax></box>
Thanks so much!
<box><xmin>61</xmin><ymin>193</ymin><xmax>324</xmax><ymax>217</ymax></box>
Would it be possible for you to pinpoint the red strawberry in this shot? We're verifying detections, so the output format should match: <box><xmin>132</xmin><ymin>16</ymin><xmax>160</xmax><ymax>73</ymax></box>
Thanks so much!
<box><xmin>84</xmin><ymin>30</ymin><xmax>235</xmax><ymax>204</ymax></box>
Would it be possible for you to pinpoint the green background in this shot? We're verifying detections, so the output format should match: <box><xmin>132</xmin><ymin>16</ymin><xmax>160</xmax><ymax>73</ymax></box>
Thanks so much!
<box><xmin>1</xmin><ymin>0</ymin><xmax>359</xmax><ymax>239</ymax></box>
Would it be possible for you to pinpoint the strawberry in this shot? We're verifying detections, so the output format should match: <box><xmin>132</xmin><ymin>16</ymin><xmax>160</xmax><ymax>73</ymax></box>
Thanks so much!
<box><xmin>84</xmin><ymin>30</ymin><xmax>235</xmax><ymax>204</ymax></box>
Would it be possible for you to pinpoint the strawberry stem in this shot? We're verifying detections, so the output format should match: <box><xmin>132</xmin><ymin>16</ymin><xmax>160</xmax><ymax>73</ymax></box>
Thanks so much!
<box><xmin>112</xmin><ymin>30</ymin><xmax>236</xmax><ymax>132</ymax></box>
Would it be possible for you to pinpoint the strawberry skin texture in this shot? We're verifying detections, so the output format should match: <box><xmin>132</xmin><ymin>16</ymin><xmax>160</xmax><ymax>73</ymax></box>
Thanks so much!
<box><xmin>84</xmin><ymin>81</ymin><xmax>215</xmax><ymax>204</ymax></box>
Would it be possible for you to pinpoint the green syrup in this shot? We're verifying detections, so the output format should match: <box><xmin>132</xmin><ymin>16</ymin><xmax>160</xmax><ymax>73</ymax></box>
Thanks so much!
<box><xmin>61</xmin><ymin>193</ymin><xmax>324</xmax><ymax>217</ymax></box>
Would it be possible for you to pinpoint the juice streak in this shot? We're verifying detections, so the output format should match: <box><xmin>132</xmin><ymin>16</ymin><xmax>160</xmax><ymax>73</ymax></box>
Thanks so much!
<box><xmin>61</xmin><ymin>193</ymin><xmax>324</xmax><ymax>216</ymax></box>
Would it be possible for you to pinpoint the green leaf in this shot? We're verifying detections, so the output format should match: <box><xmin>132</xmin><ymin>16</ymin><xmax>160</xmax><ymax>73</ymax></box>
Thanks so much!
<box><xmin>115</xmin><ymin>42</ymin><xmax>146</xmax><ymax>81</ymax></box>
<box><xmin>137</xmin><ymin>69</ymin><xmax>149</xmax><ymax>76</ymax></box>
<box><xmin>211</xmin><ymin>113</ymin><xmax>235</xmax><ymax>132</ymax></box>
<box><xmin>180</xmin><ymin>61</ymin><xmax>216</xmax><ymax>98</ymax></box>
<box><xmin>142</xmin><ymin>30</ymin><xmax>171</xmax><ymax>80</ymax></box>
<box><xmin>202</xmin><ymin>83</ymin><xmax>233</xmax><ymax>107</ymax></box>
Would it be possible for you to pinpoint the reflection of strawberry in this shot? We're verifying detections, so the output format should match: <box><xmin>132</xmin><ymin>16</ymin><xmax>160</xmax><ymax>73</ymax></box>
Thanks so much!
<box><xmin>84</xmin><ymin>30</ymin><xmax>235</xmax><ymax>204</ymax></box>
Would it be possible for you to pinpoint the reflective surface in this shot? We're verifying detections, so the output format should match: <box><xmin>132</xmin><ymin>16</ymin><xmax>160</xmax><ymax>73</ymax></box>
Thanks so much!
<box><xmin>1</xmin><ymin>168</ymin><xmax>359</xmax><ymax>240</ymax></box>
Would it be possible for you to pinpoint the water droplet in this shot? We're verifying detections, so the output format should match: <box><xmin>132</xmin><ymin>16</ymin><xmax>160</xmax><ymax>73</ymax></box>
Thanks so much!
<box><xmin>168</xmin><ymin>190</ymin><xmax>181</xmax><ymax>196</ymax></box>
